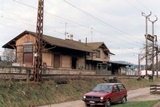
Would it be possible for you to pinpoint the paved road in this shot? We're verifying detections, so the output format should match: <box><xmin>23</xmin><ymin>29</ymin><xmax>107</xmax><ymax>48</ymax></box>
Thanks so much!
<box><xmin>39</xmin><ymin>87</ymin><xmax>160</xmax><ymax>107</ymax></box>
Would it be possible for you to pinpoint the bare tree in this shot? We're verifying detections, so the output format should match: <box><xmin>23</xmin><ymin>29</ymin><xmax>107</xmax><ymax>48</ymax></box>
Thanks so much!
<box><xmin>2</xmin><ymin>48</ymin><xmax>15</xmax><ymax>65</ymax></box>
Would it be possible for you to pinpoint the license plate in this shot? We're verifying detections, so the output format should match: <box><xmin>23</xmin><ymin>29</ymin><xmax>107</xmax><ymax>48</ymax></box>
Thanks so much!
<box><xmin>89</xmin><ymin>101</ymin><xmax>95</xmax><ymax>103</ymax></box>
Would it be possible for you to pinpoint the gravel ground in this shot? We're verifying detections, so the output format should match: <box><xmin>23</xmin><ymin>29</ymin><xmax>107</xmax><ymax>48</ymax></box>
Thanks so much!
<box><xmin>127</xmin><ymin>87</ymin><xmax>160</xmax><ymax>102</ymax></box>
<box><xmin>39</xmin><ymin>87</ymin><xmax>160</xmax><ymax>107</ymax></box>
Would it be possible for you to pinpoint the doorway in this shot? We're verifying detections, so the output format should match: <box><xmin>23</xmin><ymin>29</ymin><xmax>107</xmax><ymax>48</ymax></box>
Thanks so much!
<box><xmin>24</xmin><ymin>53</ymin><xmax>33</xmax><ymax>66</ymax></box>
<box><xmin>54</xmin><ymin>54</ymin><xmax>60</xmax><ymax>68</ymax></box>
<box><xmin>72</xmin><ymin>57</ymin><xmax>77</xmax><ymax>69</ymax></box>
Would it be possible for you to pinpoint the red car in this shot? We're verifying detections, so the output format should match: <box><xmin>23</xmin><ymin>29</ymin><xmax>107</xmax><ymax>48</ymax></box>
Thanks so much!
<box><xmin>82</xmin><ymin>83</ymin><xmax>127</xmax><ymax>107</ymax></box>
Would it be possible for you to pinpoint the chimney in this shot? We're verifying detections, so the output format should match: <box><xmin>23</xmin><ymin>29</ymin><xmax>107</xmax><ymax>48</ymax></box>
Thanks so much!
<box><xmin>85</xmin><ymin>37</ymin><xmax>87</xmax><ymax>46</ymax></box>
<box><xmin>68</xmin><ymin>34</ymin><xmax>73</xmax><ymax>40</ymax></box>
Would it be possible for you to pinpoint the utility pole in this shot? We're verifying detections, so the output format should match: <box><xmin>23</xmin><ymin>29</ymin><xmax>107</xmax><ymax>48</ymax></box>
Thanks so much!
<box><xmin>138</xmin><ymin>54</ymin><xmax>140</xmax><ymax>75</ymax></box>
<box><xmin>91</xmin><ymin>27</ymin><xmax>93</xmax><ymax>42</ymax></box>
<box><xmin>142</xmin><ymin>11</ymin><xmax>152</xmax><ymax>76</ymax></box>
<box><xmin>34</xmin><ymin>0</ymin><xmax>44</xmax><ymax>81</ymax></box>
<box><xmin>65</xmin><ymin>23</ymin><xmax>67</xmax><ymax>39</ymax></box>
<box><xmin>154</xmin><ymin>35</ymin><xmax>159</xmax><ymax>77</ymax></box>
<box><xmin>148</xmin><ymin>15</ymin><xmax>158</xmax><ymax>76</ymax></box>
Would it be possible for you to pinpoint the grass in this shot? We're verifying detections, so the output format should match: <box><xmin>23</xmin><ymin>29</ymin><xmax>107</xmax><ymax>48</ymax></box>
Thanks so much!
<box><xmin>0</xmin><ymin>77</ymin><xmax>159</xmax><ymax>107</ymax></box>
<box><xmin>0</xmin><ymin>78</ymin><xmax>104</xmax><ymax>107</ymax></box>
<box><xmin>112</xmin><ymin>100</ymin><xmax>160</xmax><ymax>107</ymax></box>
<box><xmin>120</xmin><ymin>78</ymin><xmax>160</xmax><ymax>90</ymax></box>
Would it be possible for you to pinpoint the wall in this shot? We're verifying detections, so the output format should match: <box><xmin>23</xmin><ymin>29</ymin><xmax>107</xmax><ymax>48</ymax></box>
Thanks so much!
<box><xmin>0</xmin><ymin>66</ymin><xmax>95</xmax><ymax>79</ymax></box>
<box><xmin>16</xmin><ymin>34</ymin><xmax>36</xmax><ymax>66</ymax></box>
<box><xmin>76</xmin><ymin>57</ymin><xmax>85</xmax><ymax>69</ymax></box>
<box><xmin>43</xmin><ymin>52</ymin><xmax>53</xmax><ymax>67</ymax></box>
<box><xmin>15</xmin><ymin>34</ymin><xmax>54</xmax><ymax>68</ymax></box>
<box><xmin>14</xmin><ymin>33</ymin><xmax>88</xmax><ymax>70</ymax></box>
<box><xmin>120</xmin><ymin>67</ymin><xmax>126</xmax><ymax>75</ymax></box>
<box><xmin>87</xmin><ymin>48</ymin><xmax>110</xmax><ymax>62</ymax></box>
<box><xmin>61</xmin><ymin>55</ymin><xmax>71</xmax><ymax>68</ymax></box>
<box><xmin>93</xmin><ymin>48</ymin><xmax>109</xmax><ymax>62</ymax></box>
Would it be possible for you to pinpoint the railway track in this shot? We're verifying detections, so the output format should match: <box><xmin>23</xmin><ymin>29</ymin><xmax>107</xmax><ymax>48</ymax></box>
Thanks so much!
<box><xmin>0</xmin><ymin>73</ymin><xmax>138</xmax><ymax>80</ymax></box>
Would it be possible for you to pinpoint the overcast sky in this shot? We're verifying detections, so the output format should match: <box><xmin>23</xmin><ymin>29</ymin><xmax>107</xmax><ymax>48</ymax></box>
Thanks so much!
<box><xmin>0</xmin><ymin>0</ymin><xmax>160</xmax><ymax>65</ymax></box>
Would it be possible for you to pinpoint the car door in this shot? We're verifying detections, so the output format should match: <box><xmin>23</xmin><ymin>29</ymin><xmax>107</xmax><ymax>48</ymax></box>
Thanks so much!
<box><xmin>117</xmin><ymin>84</ymin><xmax>127</xmax><ymax>100</ymax></box>
<box><xmin>110</xmin><ymin>85</ymin><xmax>120</xmax><ymax>102</ymax></box>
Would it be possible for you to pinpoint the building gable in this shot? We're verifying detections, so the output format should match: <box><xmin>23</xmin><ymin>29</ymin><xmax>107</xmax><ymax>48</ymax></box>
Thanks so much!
<box><xmin>87</xmin><ymin>42</ymin><xmax>114</xmax><ymax>55</ymax></box>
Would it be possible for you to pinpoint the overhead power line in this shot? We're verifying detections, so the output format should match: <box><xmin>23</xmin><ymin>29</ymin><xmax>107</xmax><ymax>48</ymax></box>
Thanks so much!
<box><xmin>64</xmin><ymin>0</ymin><xmax>139</xmax><ymax>37</ymax></box>
<box><xmin>63</xmin><ymin>0</ymin><xmax>144</xmax><ymax>45</ymax></box>
<box><xmin>12</xmin><ymin>0</ymin><xmax>142</xmax><ymax>47</ymax></box>
<box><xmin>124</xmin><ymin>0</ymin><xmax>143</xmax><ymax>12</ymax></box>
<box><xmin>125</xmin><ymin>0</ymin><xmax>158</xmax><ymax>18</ymax></box>
<box><xmin>0</xmin><ymin>0</ymin><xmax>146</xmax><ymax>64</ymax></box>
<box><xmin>0</xmin><ymin>15</ymin><xmax>64</xmax><ymax>35</ymax></box>
<box><xmin>0</xmin><ymin>10</ymin><xmax>136</xmax><ymax>48</ymax></box>
<box><xmin>136</xmin><ymin>0</ymin><xmax>151</xmax><ymax>12</ymax></box>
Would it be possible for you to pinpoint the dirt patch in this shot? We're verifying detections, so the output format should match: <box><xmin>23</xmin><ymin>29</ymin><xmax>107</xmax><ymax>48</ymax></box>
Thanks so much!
<box><xmin>127</xmin><ymin>86</ymin><xmax>160</xmax><ymax>102</ymax></box>
<box><xmin>153</xmin><ymin>102</ymin><xmax>160</xmax><ymax>107</ymax></box>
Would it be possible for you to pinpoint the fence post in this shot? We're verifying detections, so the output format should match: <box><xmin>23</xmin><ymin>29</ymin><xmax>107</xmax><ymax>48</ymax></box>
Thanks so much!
<box><xmin>26</xmin><ymin>69</ymin><xmax>31</xmax><ymax>83</ymax></box>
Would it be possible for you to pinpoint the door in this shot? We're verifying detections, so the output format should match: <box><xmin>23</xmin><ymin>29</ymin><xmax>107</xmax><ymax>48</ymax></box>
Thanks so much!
<box><xmin>54</xmin><ymin>54</ymin><xmax>60</xmax><ymax>68</ymax></box>
<box><xmin>24</xmin><ymin>53</ymin><xmax>33</xmax><ymax>66</ymax></box>
<box><xmin>110</xmin><ymin>85</ymin><xmax>120</xmax><ymax>102</ymax></box>
<box><xmin>117</xmin><ymin>84</ymin><xmax>127</xmax><ymax>100</ymax></box>
<box><xmin>72</xmin><ymin>57</ymin><xmax>77</xmax><ymax>69</ymax></box>
<box><xmin>23</xmin><ymin>45</ymin><xmax>33</xmax><ymax>66</ymax></box>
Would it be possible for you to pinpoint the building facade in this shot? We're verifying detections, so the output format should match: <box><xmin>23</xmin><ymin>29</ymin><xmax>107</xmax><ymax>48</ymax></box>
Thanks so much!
<box><xmin>2</xmin><ymin>30</ymin><xmax>114</xmax><ymax>72</ymax></box>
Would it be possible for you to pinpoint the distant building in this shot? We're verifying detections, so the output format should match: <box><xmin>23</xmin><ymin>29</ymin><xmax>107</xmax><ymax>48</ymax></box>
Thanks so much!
<box><xmin>140</xmin><ymin>70</ymin><xmax>160</xmax><ymax>76</ymax></box>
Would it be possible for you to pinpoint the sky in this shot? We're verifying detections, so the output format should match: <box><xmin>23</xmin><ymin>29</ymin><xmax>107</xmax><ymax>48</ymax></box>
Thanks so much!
<box><xmin>0</xmin><ymin>0</ymin><xmax>160</xmax><ymax>65</ymax></box>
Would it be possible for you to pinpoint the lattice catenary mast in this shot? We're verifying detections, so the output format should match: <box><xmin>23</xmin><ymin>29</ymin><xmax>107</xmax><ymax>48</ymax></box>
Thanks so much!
<box><xmin>34</xmin><ymin>0</ymin><xmax>44</xmax><ymax>81</ymax></box>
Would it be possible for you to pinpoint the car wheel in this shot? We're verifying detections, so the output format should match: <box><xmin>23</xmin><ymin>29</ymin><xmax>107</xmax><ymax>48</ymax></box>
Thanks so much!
<box><xmin>105</xmin><ymin>99</ymin><xmax>111</xmax><ymax>107</ymax></box>
<box><xmin>121</xmin><ymin>97</ymin><xmax>127</xmax><ymax>104</ymax></box>
<box><xmin>86</xmin><ymin>104</ymin><xmax>90</xmax><ymax>107</ymax></box>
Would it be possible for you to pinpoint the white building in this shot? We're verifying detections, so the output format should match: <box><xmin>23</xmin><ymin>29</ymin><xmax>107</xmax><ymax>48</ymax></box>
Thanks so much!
<box><xmin>140</xmin><ymin>70</ymin><xmax>160</xmax><ymax>76</ymax></box>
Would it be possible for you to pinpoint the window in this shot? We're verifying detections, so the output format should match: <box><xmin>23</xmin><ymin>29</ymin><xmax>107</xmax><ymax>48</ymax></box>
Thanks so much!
<box><xmin>106</xmin><ymin>53</ymin><xmax>108</xmax><ymax>57</ymax></box>
<box><xmin>113</xmin><ymin>85</ymin><xmax>119</xmax><ymax>92</ymax></box>
<box><xmin>23</xmin><ymin>46</ymin><xmax>33</xmax><ymax>52</ymax></box>
<box><xmin>93</xmin><ymin>85</ymin><xmax>112</xmax><ymax>92</ymax></box>
<box><xmin>118</xmin><ymin>84</ymin><xmax>126</xmax><ymax>91</ymax></box>
<box><xmin>96</xmin><ymin>50</ymin><xmax>100</xmax><ymax>58</ymax></box>
<box><xmin>87</xmin><ymin>53</ymin><xmax>92</xmax><ymax>57</ymax></box>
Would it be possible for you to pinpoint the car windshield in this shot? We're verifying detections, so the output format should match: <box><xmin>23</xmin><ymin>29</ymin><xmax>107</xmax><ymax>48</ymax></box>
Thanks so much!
<box><xmin>92</xmin><ymin>84</ymin><xmax>112</xmax><ymax>92</ymax></box>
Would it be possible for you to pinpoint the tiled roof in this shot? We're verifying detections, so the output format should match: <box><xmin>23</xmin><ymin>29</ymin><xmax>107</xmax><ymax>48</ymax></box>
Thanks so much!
<box><xmin>87</xmin><ymin>42</ymin><xmax>104</xmax><ymax>50</ymax></box>
<box><xmin>43</xmin><ymin>34</ymin><xmax>93</xmax><ymax>52</ymax></box>
<box><xmin>2</xmin><ymin>30</ymin><xmax>114</xmax><ymax>54</ymax></box>
<box><xmin>2</xmin><ymin>30</ymin><xmax>93</xmax><ymax>52</ymax></box>
<box><xmin>87</xmin><ymin>42</ymin><xmax>114</xmax><ymax>55</ymax></box>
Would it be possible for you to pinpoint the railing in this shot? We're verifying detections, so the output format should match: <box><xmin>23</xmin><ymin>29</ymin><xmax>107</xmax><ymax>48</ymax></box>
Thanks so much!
<box><xmin>150</xmin><ymin>85</ymin><xmax>160</xmax><ymax>94</ymax></box>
